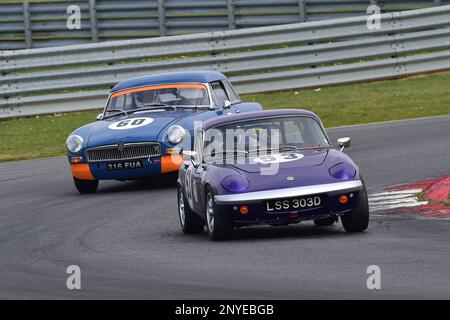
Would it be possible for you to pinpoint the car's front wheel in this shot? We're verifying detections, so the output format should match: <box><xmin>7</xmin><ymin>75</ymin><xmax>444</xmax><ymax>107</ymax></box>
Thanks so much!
<box><xmin>178</xmin><ymin>186</ymin><xmax>204</xmax><ymax>234</ymax></box>
<box><xmin>205</xmin><ymin>186</ymin><xmax>233</xmax><ymax>241</ymax></box>
<box><xmin>73</xmin><ymin>178</ymin><xmax>98</xmax><ymax>194</ymax></box>
<box><xmin>341</xmin><ymin>180</ymin><xmax>369</xmax><ymax>233</ymax></box>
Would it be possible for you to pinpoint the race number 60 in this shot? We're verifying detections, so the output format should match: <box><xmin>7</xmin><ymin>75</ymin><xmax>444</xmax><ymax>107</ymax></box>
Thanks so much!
<box><xmin>108</xmin><ymin>117</ymin><xmax>154</xmax><ymax>130</ymax></box>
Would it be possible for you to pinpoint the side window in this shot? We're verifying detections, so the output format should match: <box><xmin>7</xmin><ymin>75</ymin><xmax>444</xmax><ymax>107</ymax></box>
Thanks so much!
<box><xmin>211</xmin><ymin>81</ymin><xmax>229</xmax><ymax>107</ymax></box>
<box><xmin>223</xmin><ymin>81</ymin><xmax>240</xmax><ymax>104</ymax></box>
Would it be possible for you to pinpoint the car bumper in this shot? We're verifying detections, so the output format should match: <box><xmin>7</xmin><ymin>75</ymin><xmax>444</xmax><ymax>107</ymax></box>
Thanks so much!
<box><xmin>70</xmin><ymin>155</ymin><xmax>182</xmax><ymax>181</ymax></box>
<box><xmin>214</xmin><ymin>180</ymin><xmax>363</xmax><ymax>225</ymax></box>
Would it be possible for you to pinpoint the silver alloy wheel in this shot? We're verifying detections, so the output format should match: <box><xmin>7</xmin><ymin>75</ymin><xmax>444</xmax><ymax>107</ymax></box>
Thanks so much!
<box><xmin>178</xmin><ymin>188</ymin><xmax>185</xmax><ymax>228</ymax></box>
<box><xmin>206</xmin><ymin>194</ymin><xmax>215</xmax><ymax>233</ymax></box>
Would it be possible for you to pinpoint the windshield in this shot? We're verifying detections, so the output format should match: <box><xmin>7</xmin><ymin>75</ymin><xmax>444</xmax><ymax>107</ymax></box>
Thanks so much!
<box><xmin>105</xmin><ymin>84</ymin><xmax>210</xmax><ymax>114</ymax></box>
<box><xmin>203</xmin><ymin>116</ymin><xmax>331</xmax><ymax>161</ymax></box>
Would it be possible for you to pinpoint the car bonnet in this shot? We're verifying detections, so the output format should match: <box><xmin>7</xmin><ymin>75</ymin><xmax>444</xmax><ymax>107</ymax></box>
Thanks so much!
<box><xmin>226</xmin><ymin>149</ymin><xmax>329</xmax><ymax>173</ymax></box>
<box><xmin>85</xmin><ymin>109</ymin><xmax>201</xmax><ymax>147</ymax></box>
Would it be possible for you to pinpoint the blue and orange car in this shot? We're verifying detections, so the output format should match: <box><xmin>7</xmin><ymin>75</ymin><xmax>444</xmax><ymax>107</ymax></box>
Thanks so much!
<box><xmin>177</xmin><ymin>109</ymin><xmax>369</xmax><ymax>240</ymax></box>
<box><xmin>66</xmin><ymin>71</ymin><xmax>262</xmax><ymax>193</ymax></box>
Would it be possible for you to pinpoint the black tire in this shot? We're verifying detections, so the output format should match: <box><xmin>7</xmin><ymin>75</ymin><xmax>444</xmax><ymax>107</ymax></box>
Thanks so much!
<box><xmin>205</xmin><ymin>186</ymin><xmax>233</xmax><ymax>241</ymax></box>
<box><xmin>74</xmin><ymin>178</ymin><xmax>98</xmax><ymax>194</ymax></box>
<box><xmin>341</xmin><ymin>178</ymin><xmax>369</xmax><ymax>233</ymax></box>
<box><xmin>177</xmin><ymin>186</ymin><xmax>204</xmax><ymax>234</ymax></box>
<box><xmin>314</xmin><ymin>216</ymin><xmax>337</xmax><ymax>227</ymax></box>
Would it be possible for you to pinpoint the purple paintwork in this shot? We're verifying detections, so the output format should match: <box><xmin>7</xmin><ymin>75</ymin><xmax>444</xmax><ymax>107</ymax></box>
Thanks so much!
<box><xmin>178</xmin><ymin>109</ymin><xmax>366</xmax><ymax>228</ymax></box>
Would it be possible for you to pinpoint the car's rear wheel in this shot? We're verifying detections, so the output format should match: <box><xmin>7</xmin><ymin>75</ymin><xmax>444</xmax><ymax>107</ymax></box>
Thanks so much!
<box><xmin>177</xmin><ymin>186</ymin><xmax>204</xmax><ymax>234</ymax></box>
<box><xmin>341</xmin><ymin>179</ymin><xmax>369</xmax><ymax>233</ymax></box>
<box><xmin>205</xmin><ymin>186</ymin><xmax>233</xmax><ymax>241</ymax></box>
<box><xmin>314</xmin><ymin>217</ymin><xmax>337</xmax><ymax>227</ymax></box>
<box><xmin>73</xmin><ymin>178</ymin><xmax>98</xmax><ymax>194</ymax></box>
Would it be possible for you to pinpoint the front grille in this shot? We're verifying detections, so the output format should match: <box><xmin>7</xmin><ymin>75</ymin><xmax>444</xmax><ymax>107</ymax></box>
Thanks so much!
<box><xmin>86</xmin><ymin>142</ymin><xmax>161</xmax><ymax>163</ymax></box>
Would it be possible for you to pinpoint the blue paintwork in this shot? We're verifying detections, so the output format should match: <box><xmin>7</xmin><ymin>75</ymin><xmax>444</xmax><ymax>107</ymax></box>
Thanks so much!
<box><xmin>178</xmin><ymin>109</ymin><xmax>364</xmax><ymax>226</ymax></box>
<box><xmin>111</xmin><ymin>71</ymin><xmax>228</xmax><ymax>93</ymax></box>
<box><xmin>67</xmin><ymin>72</ymin><xmax>262</xmax><ymax>181</ymax></box>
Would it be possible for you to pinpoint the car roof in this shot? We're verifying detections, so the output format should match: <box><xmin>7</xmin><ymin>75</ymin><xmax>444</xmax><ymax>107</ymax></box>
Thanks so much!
<box><xmin>110</xmin><ymin>71</ymin><xmax>228</xmax><ymax>93</ymax></box>
<box><xmin>202</xmin><ymin>109</ymin><xmax>322</xmax><ymax>130</ymax></box>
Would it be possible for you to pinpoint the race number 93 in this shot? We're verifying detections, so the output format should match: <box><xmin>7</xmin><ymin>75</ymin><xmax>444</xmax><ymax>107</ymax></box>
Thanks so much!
<box><xmin>254</xmin><ymin>152</ymin><xmax>304</xmax><ymax>164</ymax></box>
<box><xmin>108</xmin><ymin>117</ymin><xmax>154</xmax><ymax>130</ymax></box>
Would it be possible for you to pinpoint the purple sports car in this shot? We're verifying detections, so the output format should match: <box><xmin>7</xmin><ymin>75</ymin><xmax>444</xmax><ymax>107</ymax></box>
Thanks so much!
<box><xmin>177</xmin><ymin>109</ymin><xmax>369</xmax><ymax>240</ymax></box>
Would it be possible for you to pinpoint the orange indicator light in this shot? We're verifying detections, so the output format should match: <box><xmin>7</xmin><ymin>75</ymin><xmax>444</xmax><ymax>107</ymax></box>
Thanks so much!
<box><xmin>71</xmin><ymin>156</ymin><xmax>83</xmax><ymax>164</ymax></box>
<box><xmin>240</xmin><ymin>206</ymin><xmax>250</xmax><ymax>215</ymax></box>
<box><xmin>339</xmin><ymin>195</ymin><xmax>349</xmax><ymax>204</ymax></box>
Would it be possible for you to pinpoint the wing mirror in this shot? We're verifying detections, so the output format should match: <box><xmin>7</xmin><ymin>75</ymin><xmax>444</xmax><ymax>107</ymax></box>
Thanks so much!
<box><xmin>223</xmin><ymin>100</ymin><xmax>232</xmax><ymax>109</ymax></box>
<box><xmin>96</xmin><ymin>113</ymin><xmax>104</xmax><ymax>121</ymax></box>
<box><xmin>337</xmin><ymin>137</ymin><xmax>351</xmax><ymax>151</ymax></box>
<box><xmin>183</xmin><ymin>150</ymin><xmax>199</xmax><ymax>167</ymax></box>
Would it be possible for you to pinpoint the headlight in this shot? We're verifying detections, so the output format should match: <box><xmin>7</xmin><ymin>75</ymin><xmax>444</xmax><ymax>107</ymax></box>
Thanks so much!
<box><xmin>167</xmin><ymin>125</ymin><xmax>186</xmax><ymax>144</ymax></box>
<box><xmin>222</xmin><ymin>175</ymin><xmax>250</xmax><ymax>193</ymax></box>
<box><xmin>66</xmin><ymin>135</ymin><xmax>84</xmax><ymax>153</ymax></box>
<box><xmin>329</xmin><ymin>163</ymin><xmax>356</xmax><ymax>180</ymax></box>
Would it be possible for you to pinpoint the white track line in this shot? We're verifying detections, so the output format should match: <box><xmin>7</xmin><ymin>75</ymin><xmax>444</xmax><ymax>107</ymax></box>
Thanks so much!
<box><xmin>369</xmin><ymin>194</ymin><xmax>417</xmax><ymax>202</ymax></box>
<box><xmin>368</xmin><ymin>189</ymin><xmax>423</xmax><ymax>196</ymax></box>
<box><xmin>368</xmin><ymin>188</ymin><xmax>427</xmax><ymax>212</ymax></box>
<box><xmin>370</xmin><ymin>201</ymin><xmax>429</xmax><ymax>211</ymax></box>
<box><xmin>369</xmin><ymin>198</ymin><xmax>420</xmax><ymax>206</ymax></box>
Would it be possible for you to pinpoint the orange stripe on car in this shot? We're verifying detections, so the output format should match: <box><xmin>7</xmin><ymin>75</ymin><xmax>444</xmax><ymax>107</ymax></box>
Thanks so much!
<box><xmin>111</xmin><ymin>83</ymin><xmax>207</xmax><ymax>98</ymax></box>
<box><xmin>71</xmin><ymin>163</ymin><xmax>95</xmax><ymax>181</ymax></box>
<box><xmin>161</xmin><ymin>155</ymin><xmax>183</xmax><ymax>174</ymax></box>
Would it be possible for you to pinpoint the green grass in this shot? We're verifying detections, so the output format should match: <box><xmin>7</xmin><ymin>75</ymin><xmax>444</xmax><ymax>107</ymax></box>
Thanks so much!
<box><xmin>416</xmin><ymin>190</ymin><xmax>450</xmax><ymax>206</ymax></box>
<box><xmin>1</xmin><ymin>71</ymin><xmax>450</xmax><ymax>163</ymax></box>
<box><xmin>245</xmin><ymin>72</ymin><xmax>450</xmax><ymax>128</ymax></box>
<box><xmin>0</xmin><ymin>110</ymin><xmax>100</xmax><ymax>162</ymax></box>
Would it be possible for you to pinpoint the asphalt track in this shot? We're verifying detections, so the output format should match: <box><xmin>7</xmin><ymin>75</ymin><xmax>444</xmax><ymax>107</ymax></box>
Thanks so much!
<box><xmin>0</xmin><ymin>115</ymin><xmax>449</xmax><ymax>299</ymax></box>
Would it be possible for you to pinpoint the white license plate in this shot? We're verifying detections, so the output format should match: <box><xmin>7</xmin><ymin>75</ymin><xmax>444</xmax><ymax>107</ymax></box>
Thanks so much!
<box><xmin>107</xmin><ymin>161</ymin><xmax>143</xmax><ymax>171</ymax></box>
<box><xmin>266</xmin><ymin>196</ymin><xmax>322</xmax><ymax>212</ymax></box>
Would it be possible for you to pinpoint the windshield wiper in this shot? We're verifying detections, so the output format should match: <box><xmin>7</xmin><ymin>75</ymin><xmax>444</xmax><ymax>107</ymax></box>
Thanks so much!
<box><xmin>103</xmin><ymin>109</ymin><xmax>128</xmax><ymax>119</ymax></box>
<box><xmin>103</xmin><ymin>105</ymin><xmax>177</xmax><ymax>118</ymax></box>
<box><xmin>294</xmin><ymin>146</ymin><xmax>331</xmax><ymax>150</ymax></box>
<box><xmin>126</xmin><ymin>105</ymin><xmax>177</xmax><ymax>115</ymax></box>
<box><xmin>204</xmin><ymin>149</ymin><xmax>248</xmax><ymax>160</ymax></box>
<box><xmin>248</xmin><ymin>145</ymin><xmax>330</xmax><ymax>153</ymax></box>
<box><xmin>279</xmin><ymin>145</ymin><xmax>300</xmax><ymax>151</ymax></box>
<box><xmin>248</xmin><ymin>146</ymin><xmax>295</xmax><ymax>153</ymax></box>
<box><xmin>140</xmin><ymin>103</ymin><xmax>177</xmax><ymax>110</ymax></box>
